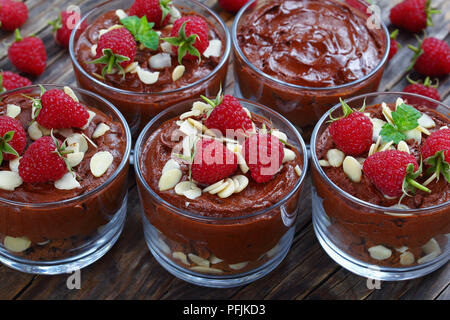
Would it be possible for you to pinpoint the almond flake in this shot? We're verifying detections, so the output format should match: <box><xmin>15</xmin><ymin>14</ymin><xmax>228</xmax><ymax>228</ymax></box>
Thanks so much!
<box><xmin>327</xmin><ymin>149</ymin><xmax>345</xmax><ymax>167</ymax></box>
<box><xmin>124</xmin><ymin>61</ymin><xmax>139</xmax><ymax>74</ymax></box>
<box><xmin>236</xmin><ymin>152</ymin><xmax>249</xmax><ymax>174</ymax></box>
<box><xmin>418</xmin><ymin>113</ymin><xmax>436</xmax><ymax>129</ymax></box>
<box><xmin>229</xmin><ymin>261</ymin><xmax>248</xmax><ymax>270</ymax></box>
<box><xmin>294</xmin><ymin>165</ymin><xmax>302</xmax><ymax>177</ymax></box>
<box><xmin>55</xmin><ymin>172</ymin><xmax>81</xmax><ymax>190</ymax></box>
<box><xmin>370</xmin><ymin>118</ymin><xmax>386</xmax><ymax>141</ymax></box>
<box><xmin>397</xmin><ymin>140</ymin><xmax>410</xmax><ymax>154</ymax></box>
<box><xmin>319</xmin><ymin>159</ymin><xmax>330</xmax><ymax>167</ymax></box>
<box><xmin>282</xmin><ymin>148</ymin><xmax>296</xmax><ymax>163</ymax></box>
<box><xmin>169</xmin><ymin>5</ymin><xmax>181</xmax><ymax>23</ymax></box>
<box><xmin>399</xmin><ymin>251</ymin><xmax>415</xmax><ymax>265</ymax></box>
<box><xmin>136</xmin><ymin>66</ymin><xmax>159</xmax><ymax>84</ymax></box>
<box><xmin>271</xmin><ymin>129</ymin><xmax>287</xmax><ymax>142</ymax></box>
<box><xmin>368</xmin><ymin>245</ymin><xmax>392</xmax><ymax>260</ymax></box>
<box><xmin>190</xmin><ymin>266</ymin><xmax>223</xmax><ymax>274</ymax></box>
<box><xmin>162</xmin><ymin>159</ymin><xmax>181</xmax><ymax>174</ymax></box>
<box><xmin>343</xmin><ymin>156</ymin><xmax>362</xmax><ymax>183</ymax></box>
<box><xmin>160</xmin><ymin>41</ymin><xmax>172</xmax><ymax>54</ymax></box>
<box><xmin>115</xmin><ymin>9</ymin><xmax>128</xmax><ymax>20</ymax></box>
<box><xmin>180</xmin><ymin>109</ymin><xmax>201</xmax><ymax>120</ymax></box>
<box><xmin>6</xmin><ymin>104</ymin><xmax>21</xmax><ymax>118</ymax></box>
<box><xmin>0</xmin><ymin>171</ymin><xmax>23</xmax><ymax>191</ymax></box>
<box><xmin>188</xmin><ymin>253</ymin><xmax>210</xmax><ymax>267</ymax></box>
<box><xmin>63</xmin><ymin>86</ymin><xmax>79</xmax><ymax>102</ymax></box>
<box><xmin>233</xmin><ymin>175</ymin><xmax>249</xmax><ymax>193</ymax></box>
<box><xmin>9</xmin><ymin>157</ymin><xmax>20</xmax><ymax>172</ymax></box>
<box><xmin>28</xmin><ymin>121</ymin><xmax>43</xmax><ymax>141</ymax></box>
<box><xmin>404</xmin><ymin>127</ymin><xmax>422</xmax><ymax>144</ymax></box>
<box><xmin>172</xmin><ymin>65</ymin><xmax>185</xmax><ymax>81</ymax></box>
<box><xmin>203</xmin><ymin>39</ymin><xmax>222</xmax><ymax>58</ymax></box>
<box><xmin>417</xmin><ymin>125</ymin><xmax>431</xmax><ymax>136</ymax></box>
<box><xmin>82</xmin><ymin>110</ymin><xmax>96</xmax><ymax>130</ymax></box>
<box><xmin>66</xmin><ymin>133</ymin><xmax>88</xmax><ymax>153</ymax></box>
<box><xmin>209</xmin><ymin>255</ymin><xmax>224</xmax><ymax>264</ymax></box>
<box><xmin>90</xmin><ymin>151</ymin><xmax>113</xmax><ymax>177</ymax></box>
<box><xmin>92</xmin><ymin>123</ymin><xmax>110</xmax><ymax>139</ymax></box>
<box><xmin>90</xmin><ymin>44</ymin><xmax>97</xmax><ymax>57</ymax></box>
<box><xmin>379</xmin><ymin>140</ymin><xmax>394</xmax><ymax>152</ymax></box>
<box><xmin>203</xmin><ymin>180</ymin><xmax>226</xmax><ymax>193</ymax></box>
<box><xmin>98</xmin><ymin>24</ymin><xmax>123</xmax><ymax>38</ymax></box>
<box><xmin>158</xmin><ymin>168</ymin><xmax>182</xmax><ymax>191</ymax></box>
<box><xmin>192</xmin><ymin>101</ymin><xmax>211</xmax><ymax>114</ymax></box>
<box><xmin>381</xmin><ymin>102</ymin><xmax>394</xmax><ymax>124</ymax></box>
<box><xmin>187</xmin><ymin>118</ymin><xmax>205</xmax><ymax>132</ymax></box>
<box><xmin>422</xmin><ymin>238</ymin><xmax>441</xmax><ymax>256</ymax></box>
<box><xmin>66</xmin><ymin>152</ymin><xmax>85</xmax><ymax>167</ymax></box>
<box><xmin>172</xmin><ymin>251</ymin><xmax>189</xmax><ymax>265</ymax></box>
<box><xmin>3</xmin><ymin>236</ymin><xmax>31</xmax><ymax>253</ymax></box>
<box><xmin>149</xmin><ymin>53</ymin><xmax>172</xmax><ymax>69</ymax></box>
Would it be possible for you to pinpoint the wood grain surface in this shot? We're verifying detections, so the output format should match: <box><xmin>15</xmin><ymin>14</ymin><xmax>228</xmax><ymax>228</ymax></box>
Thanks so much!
<box><xmin>0</xmin><ymin>0</ymin><xmax>448</xmax><ymax>300</ymax></box>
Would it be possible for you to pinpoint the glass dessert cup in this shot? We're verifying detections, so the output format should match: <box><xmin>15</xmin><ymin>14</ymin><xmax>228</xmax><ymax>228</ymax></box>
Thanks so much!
<box><xmin>0</xmin><ymin>85</ymin><xmax>132</xmax><ymax>275</ymax></box>
<box><xmin>134</xmin><ymin>99</ymin><xmax>308</xmax><ymax>288</ymax></box>
<box><xmin>231</xmin><ymin>0</ymin><xmax>390</xmax><ymax>140</ymax></box>
<box><xmin>69</xmin><ymin>0</ymin><xmax>231</xmax><ymax>136</ymax></box>
<box><xmin>310</xmin><ymin>92</ymin><xmax>449</xmax><ymax>281</ymax></box>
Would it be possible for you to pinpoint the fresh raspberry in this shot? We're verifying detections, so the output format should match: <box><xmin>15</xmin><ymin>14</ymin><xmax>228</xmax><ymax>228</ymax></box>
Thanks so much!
<box><xmin>191</xmin><ymin>138</ymin><xmax>237</xmax><ymax>185</ymax></box>
<box><xmin>92</xmin><ymin>27</ymin><xmax>137</xmax><ymax>75</ymax></box>
<box><xmin>218</xmin><ymin>0</ymin><xmax>250</xmax><ymax>14</ymax></box>
<box><xmin>8</xmin><ymin>30</ymin><xmax>47</xmax><ymax>77</ymax></box>
<box><xmin>204</xmin><ymin>95</ymin><xmax>253</xmax><ymax>136</ymax></box>
<box><xmin>345</xmin><ymin>0</ymin><xmax>370</xmax><ymax>16</ymax></box>
<box><xmin>329</xmin><ymin>101</ymin><xmax>373</xmax><ymax>156</ymax></box>
<box><xmin>409</xmin><ymin>37</ymin><xmax>450</xmax><ymax>77</ymax></box>
<box><xmin>242</xmin><ymin>133</ymin><xmax>284</xmax><ymax>183</ymax></box>
<box><xmin>168</xmin><ymin>15</ymin><xmax>209</xmax><ymax>62</ymax></box>
<box><xmin>0</xmin><ymin>0</ymin><xmax>28</xmax><ymax>31</ymax></box>
<box><xmin>18</xmin><ymin>136</ymin><xmax>68</xmax><ymax>183</ymax></box>
<box><xmin>0</xmin><ymin>115</ymin><xmax>26</xmax><ymax>162</ymax></box>
<box><xmin>49</xmin><ymin>11</ymin><xmax>81</xmax><ymax>49</ymax></box>
<box><xmin>389</xmin><ymin>0</ymin><xmax>438</xmax><ymax>33</ymax></box>
<box><xmin>129</xmin><ymin>0</ymin><xmax>171</xmax><ymax>28</ymax></box>
<box><xmin>35</xmin><ymin>89</ymin><xmax>89</xmax><ymax>129</ymax></box>
<box><xmin>363</xmin><ymin>150</ymin><xmax>420</xmax><ymax>197</ymax></box>
<box><xmin>402</xmin><ymin>76</ymin><xmax>441</xmax><ymax>108</ymax></box>
<box><xmin>388</xmin><ymin>30</ymin><xmax>401</xmax><ymax>60</ymax></box>
<box><xmin>421</xmin><ymin>128</ymin><xmax>450</xmax><ymax>163</ymax></box>
<box><xmin>0</xmin><ymin>71</ymin><xmax>31</xmax><ymax>92</ymax></box>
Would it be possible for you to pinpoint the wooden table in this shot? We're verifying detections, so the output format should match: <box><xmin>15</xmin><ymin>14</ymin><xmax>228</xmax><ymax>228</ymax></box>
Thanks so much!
<box><xmin>0</xmin><ymin>0</ymin><xmax>448</xmax><ymax>300</ymax></box>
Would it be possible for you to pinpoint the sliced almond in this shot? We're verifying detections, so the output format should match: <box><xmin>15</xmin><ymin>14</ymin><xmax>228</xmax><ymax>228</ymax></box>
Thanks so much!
<box><xmin>66</xmin><ymin>152</ymin><xmax>85</xmax><ymax>167</ymax></box>
<box><xmin>90</xmin><ymin>151</ymin><xmax>113</xmax><ymax>177</ymax></box>
<box><xmin>160</xmin><ymin>41</ymin><xmax>172</xmax><ymax>54</ymax></box>
<box><xmin>343</xmin><ymin>156</ymin><xmax>362</xmax><ymax>183</ymax></box>
<box><xmin>395</xmin><ymin>246</ymin><xmax>409</xmax><ymax>253</ymax></box>
<box><xmin>63</xmin><ymin>86</ymin><xmax>79</xmax><ymax>102</ymax></box>
<box><xmin>28</xmin><ymin>121</ymin><xmax>43</xmax><ymax>141</ymax></box>
<box><xmin>236</xmin><ymin>152</ymin><xmax>249</xmax><ymax>174</ymax></box>
<box><xmin>327</xmin><ymin>149</ymin><xmax>345</xmax><ymax>167</ymax></box>
<box><xmin>417</xmin><ymin>125</ymin><xmax>431</xmax><ymax>136</ymax></box>
<box><xmin>418</xmin><ymin>113</ymin><xmax>436</xmax><ymax>129</ymax></box>
<box><xmin>178</xmin><ymin>120</ymin><xmax>198</xmax><ymax>136</ymax></box>
<box><xmin>136</xmin><ymin>66</ymin><xmax>159</xmax><ymax>84</ymax></box>
<box><xmin>172</xmin><ymin>251</ymin><xmax>189</xmax><ymax>265</ymax></box>
<box><xmin>175</xmin><ymin>181</ymin><xmax>201</xmax><ymax>200</ymax></box>
<box><xmin>115</xmin><ymin>9</ymin><xmax>128</xmax><ymax>20</ymax></box>
<box><xmin>282</xmin><ymin>148</ymin><xmax>296</xmax><ymax>163</ymax></box>
<box><xmin>370</xmin><ymin>118</ymin><xmax>386</xmax><ymax>141</ymax></box>
<box><xmin>397</xmin><ymin>140</ymin><xmax>410</xmax><ymax>154</ymax></box>
<box><xmin>188</xmin><ymin>253</ymin><xmax>210</xmax><ymax>267</ymax></box>
<box><xmin>242</xmin><ymin>107</ymin><xmax>252</xmax><ymax>119</ymax></box>
<box><xmin>218</xmin><ymin>178</ymin><xmax>236</xmax><ymax>198</ymax></box>
<box><xmin>187</xmin><ymin>118</ymin><xmax>206</xmax><ymax>133</ymax></box>
<box><xmin>203</xmin><ymin>39</ymin><xmax>222</xmax><ymax>58</ymax></box>
<box><xmin>440</xmin><ymin>126</ymin><xmax>448</xmax><ymax>130</ymax></box>
<box><xmin>319</xmin><ymin>159</ymin><xmax>330</xmax><ymax>167</ymax></box>
<box><xmin>203</xmin><ymin>180</ymin><xmax>226</xmax><ymax>193</ymax></box>
<box><xmin>3</xmin><ymin>236</ymin><xmax>31</xmax><ymax>253</ymax></box>
<box><xmin>55</xmin><ymin>172</ymin><xmax>81</xmax><ymax>190</ymax></box>
<box><xmin>98</xmin><ymin>24</ymin><xmax>123</xmax><ymax>37</ymax></box>
<box><xmin>209</xmin><ymin>255</ymin><xmax>224</xmax><ymax>264</ymax></box>
<box><xmin>8</xmin><ymin>157</ymin><xmax>20</xmax><ymax>172</ymax></box>
<box><xmin>158</xmin><ymin>168</ymin><xmax>182</xmax><ymax>191</ymax></box>
<box><xmin>395</xmin><ymin>97</ymin><xmax>404</xmax><ymax>107</ymax></box>
<box><xmin>157</xmin><ymin>238</ymin><xmax>171</xmax><ymax>255</ymax></box>
<box><xmin>162</xmin><ymin>159</ymin><xmax>181</xmax><ymax>174</ymax></box>
<box><xmin>226</xmin><ymin>142</ymin><xmax>242</xmax><ymax>154</ymax></box>
<box><xmin>381</xmin><ymin>102</ymin><xmax>394</xmax><ymax>124</ymax></box>
<box><xmin>368</xmin><ymin>245</ymin><xmax>392</xmax><ymax>260</ymax></box>
<box><xmin>124</xmin><ymin>61</ymin><xmax>139</xmax><ymax>74</ymax></box>
<box><xmin>232</xmin><ymin>175</ymin><xmax>249</xmax><ymax>193</ymax></box>
<box><xmin>192</xmin><ymin>101</ymin><xmax>211</xmax><ymax>114</ymax></box>
<box><xmin>271</xmin><ymin>129</ymin><xmax>287</xmax><ymax>142</ymax></box>
<box><xmin>149</xmin><ymin>53</ymin><xmax>172</xmax><ymax>69</ymax></box>
<box><xmin>82</xmin><ymin>110</ymin><xmax>96</xmax><ymax>130</ymax></box>
<box><xmin>266</xmin><ymin>244</ymin><xmax>279</xmax><ymax>258</ymax></box>
<box><xmin>92</xmin><ymin>123</ymin><xmax>111</xmax><ymax>139</ymax></box>
<box><xmin>294</xmin><ymin>165</ymin><xmax>302</xmax><ymax>177</ymax></box>
<box><xmin>66</xmin><ymin>133</ymin><xmax>88</xmax><ymax>153</ymax></box>
<box><xmin>404</xmin><ymin>128</ymin><xmax>422</xmax><ymax>144</ymax></box>
<box><xmin>172</xmin><ymin>65</ymin><xmax>185</xmax><ymax>82</ymax></box>
<box><xmin>229</xmin><ymin>261</ymin><xmax>248</xmax><ymax>270</ymax></box>
<box><xmin>0</xmin><ymin>171</ymin><xmax>23</xmax><ymax>191</ymax></box>
<box><xmin>90</xmin><ymin>44</ymin><xmax>98</xmax><ymax>57</ymax></box>
<box><xmin>6</xmin><ymin>104</ymin><xmax>21</xmax><ymax>118</ymax></box>
<box><xmin>399</xmin><ymin>251</ymin><xmax>415</xmax><ymax>266</ymax></box>
<box><xmin>190</xmin><ymin>266</ymin><xmax>223</xmax><ymax>275</ymax></box>
<box><xmin>379</xmin><ymin>140</ymin><xmax>394</xmax><ymax>152</ymax></box>
<box><xmin>169</xmin><ymin>5</ymin><xmax>181</xmax><ymax>23</ymax></box>
<box><xmin>422</xmin><ymin>238</ymin><xmax>441</xmax><ymax>256</ymax></box>
<box><xmin>180</xmin><ymin>109</ymin><xmax>201</xmax><ymax>120</ymax></box>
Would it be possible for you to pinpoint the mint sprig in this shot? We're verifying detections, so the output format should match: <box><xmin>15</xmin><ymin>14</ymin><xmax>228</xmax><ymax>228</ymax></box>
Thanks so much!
<box><xmin>120</xmin><ymin>16</ymin><xmax>159</xmax><ymax>50</ymax></box>
<box><xmin>425</xmin><ymin>150</ymin><xmax>450</xmax><ymax>183</ymax></box>
<box><xmin>0</xmin><ymin>131</ymin><xmax>19</xmax><ymax>165</ymax></box>
<box><xmin>380</xmin><ymin>103</ymin><xmax>422</xmax><ymax>144</ymax></box>
<box><xmin>162</xmin><ymin>21</ymin><xmax>201</xmax><ymax>64</ymax></box>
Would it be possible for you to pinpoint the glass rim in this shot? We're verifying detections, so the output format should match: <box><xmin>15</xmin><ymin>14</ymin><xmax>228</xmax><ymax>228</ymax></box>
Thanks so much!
<box><xmin>310</xmin><ymin>91</ymin><xmax>450</xmax><ymax>214</ymax></box>
<box><xmin>0</xmin><ymin>84</ymin><xmax>132</xmax><ymax>208</ymax></box>
<box><xmin>134</xmin><ymin>97</ymin><xmax>309</xmax><ymax>222</ymax></box>
<box><xmin>231</xmin><ymin>0</ymin><xmax>391</xmax><ymax>92</ymax></box>
<box><xmin>68</xmin><ymin>0</ymin><xmax>231</xmax><ymax>96</ymax></box>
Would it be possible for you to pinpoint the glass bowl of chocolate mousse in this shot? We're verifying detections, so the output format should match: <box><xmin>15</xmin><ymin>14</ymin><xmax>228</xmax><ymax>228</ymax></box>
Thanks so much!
<box><xmin>232</xmin><ymin>0</ymin><xmax>390</xmax><ymax>140</ymax></box>
<box><xmin>69</xmin><ymin>0</ymin><xmax>231</xmax><ymax>135</ymax></box>
<box><xmin>310</xmin><ymin>91</ymin><xmax>449</xmax><ymax>281</ymax></box>
<box><xmin>0</xmin><ymin>84</ymin><xmax>131</xmax><ymax>274</ymax></box>
<box><xmin>134</xmin><ymin>91</ymin><xmax>308</xmax><ymax>287</ymax></box>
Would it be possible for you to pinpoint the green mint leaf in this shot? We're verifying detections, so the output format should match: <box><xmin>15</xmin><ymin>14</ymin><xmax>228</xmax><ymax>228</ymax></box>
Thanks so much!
<box><xmin>138</xmin><ymin>30</ymin><xmax>159</xmax><ymax>51</ymax></box>
<box><xmin>121</xmin><ymin>16</ymin><xmax>159</xmax><ymax>50</ymax></box>
<box><xmin>380</xmin><ymin>123</ymin><xmax>406</xmax><ymax>144</ymax></box>
<box><xmin>392</xmin><ymin>103</ymin><xmax>421</xmax><ymax>132</ymax></box>
<box><xmin>120</xmin><ymin>16</ymin><xmax>141</xmax><ymax>36</ymax></box>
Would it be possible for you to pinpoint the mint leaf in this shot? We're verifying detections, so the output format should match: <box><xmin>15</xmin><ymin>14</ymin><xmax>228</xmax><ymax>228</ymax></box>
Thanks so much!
<box><xmin>380</xmin><ymin>123</ymin><xmax>406</xmax><ymax>144</ymax></box>
<box><xmin>120</xmin><ymin>16</ymin><xmax>159</xmax><ymax>50</ymax></box>
<box><xmin>392</xmin><ymin>104</ymin><xmax>421</xmax><ymax>132</ymax></box>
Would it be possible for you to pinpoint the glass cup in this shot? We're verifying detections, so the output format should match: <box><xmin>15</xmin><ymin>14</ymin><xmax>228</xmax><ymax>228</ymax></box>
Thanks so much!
<box><xmin>69</xmin><ymin>0</ymin><xmax>231</xmax><ymax>135</ymax></box>
<box><xmin>0</xmin><ymin>85</ymin><xmax>132</xmax><ymax>274</ymax></box>
<box><xmin>310</xmin><ymin>92</ymin><xmax>449</xmax><ymax>281</ymax></box>
<box><xmin>231</xmin><ymin>0</ymin><xmax>390</xmax><ymax>140</ymax></box>
<box><xmin>134</xmin><ymin>98</ymin><xmax>308</xmax><ymax>287</ymax></box>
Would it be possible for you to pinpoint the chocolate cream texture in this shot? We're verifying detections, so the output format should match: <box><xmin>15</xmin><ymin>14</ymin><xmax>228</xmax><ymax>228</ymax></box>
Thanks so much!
<box><xmin>237</xmin><ymin>0</ymin><xmax>385</xmax><ymax>87</ymax></box>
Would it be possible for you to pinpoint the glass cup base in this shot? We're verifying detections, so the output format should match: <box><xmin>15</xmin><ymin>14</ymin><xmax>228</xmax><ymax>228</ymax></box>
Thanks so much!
<box><xmin>0</xmin><ymin>194</ymin><xmax>128</xmax><ymax>275</ymax></box>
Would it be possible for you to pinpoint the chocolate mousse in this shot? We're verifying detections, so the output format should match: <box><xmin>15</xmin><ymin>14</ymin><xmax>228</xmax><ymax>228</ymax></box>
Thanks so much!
<box><xmin>313</xmin><ymin>98</ymin><xmax>449</xmax><ymax>267</ymax></box>
<box><xmin>0</xmin><ymin>86</ymin><xmax>128</xmax><ymax>261</ymax></box>
<box><xmin>138</xmin><ymin>94</ymin><xmax>304</xmax><ymax>274</ymax></box>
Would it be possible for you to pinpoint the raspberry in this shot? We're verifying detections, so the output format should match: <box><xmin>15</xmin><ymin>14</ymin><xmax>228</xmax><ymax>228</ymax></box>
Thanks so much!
<box><xmin>49</xmin><ymin>11</ymin><xmax>82</xmax><ymax>49</ymax></box>
<box><xmin>0</xmin><ymin>0</ymin><xmax>28</xmax><ymax>31</ymax></box>
<box><xmin>389</xmin><ymin>0</ymin><xmax>438</xmax><ymax>33</ymax></box>
<box><xmin>329</xmin><ymin>100</ymin><xmax>373</xmax><ymax>156</ymax></box>
<box><xmin>409</xmin><ymin>37</ymin><xmax>450</xmax><ymax>77</ymax></box>
<box><xmin>8</xmin><ymin>29</ymin><xmax>47</xmax><ymax>77</ymax></box>
<box><xmin>18</xmin><ymin>136</ymin><xmax>68</xmax><ymax>183</ymax></box>
<box><xmin>242</xmin><ymin>133</ymin><xmax>284</xmax><ymax>183</ymax></box>
<box><xmin>0</xmin><ymin>71</ymin><xmax>31</xmax><ymax>92</ymax></box>
<box><xmin>218</xmin><ymin>0</ymin><xmax>251</xmax><ymax>14</ymax></box>
<box><xmin>91</xmin><ymin>27</ymin><xmax>137</xmax><ymax>76</ymax></box>
<box><xmin>129</xmin><ymin>0</ymin><xmax>171</xmax><ymax>28</ymax></box>
<box><xmin>191</xmin><ymin>138</ymin><xmax>237</xmax><ymax>185</ymax></box>
<box><xmin>363</xmin><ymin>150</ymin><xmax>421</xmax><ymax>197</ymax></box>
<box><xmin>402</xmin><ymin>77</ymin><xmax>441</xmax><ymax>108</ymax></box>
<box><xmin>204</xmin><ymin>94</ymin><xmax>253</xmax><ymax>136</ymax></box>
<box><xmin>167</xmin><ymin>16</ymin><xmax>209</xmax><ymax>63</ymax></box>
<box><xmin>0</xmin><ymin>115</ymin><xmax>26</xmax><ymax>163</ymax></box>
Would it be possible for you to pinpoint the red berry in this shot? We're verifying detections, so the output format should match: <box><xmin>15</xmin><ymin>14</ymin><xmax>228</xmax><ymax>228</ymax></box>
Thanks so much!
<box><xmin>170</xmin><ymin>16</ymin><xmax>209</xmax><ymax>61</ymax></box>
<box><xmin>18</xmin><ymin>136</ymin><xmax>68</xmax><ymax>183</ymax></box>
<box><xmin>410</xmin><ymin>37</ymin><xmax>450</xmax><ymax>77</ymax></box>
<box><xmin>363</xmin><ymin>150</ymin><xmax>419</xmax><ymax>197</ymax></box>
<box><xmin>218</xmin><ymin>0</ymin><xmax>250</xmax><ymax>14</ymax></box>
<box><xmin>389</xmin><ymin>0</ymin><xmax>436</xmax><ymax>33</ymax></box>
<box><xmin>36</xmin><ymin>89</ymin><xmax>89</xmax><ymax>129</ymax></box>
<box><xmin>8</xmin><ymin>30</ymin><xmax>47</xmax><ymax>77</ymax></box>
<box><xmin>204</xmin><ymin>95</ymin><xmax>253</xmax><ymax>136</ymax></box>
<box><xmin>329</xmin><ymin>107</ymin><xmax>373</xmax><ymax>156</ymax></box>
<box><xmin>50</xmin><ymin>11</ymin><xmax>81</xmax><ymax>49</ymax></box>
<box><xmin>0</xmin><ymin>115</ymin><xmax>26</xmax><ymax>162</ymax></box>
<box><xmin>129</xmin><ymin>0</ymin><xmax>171</xmax><ymax>28</ymax></box>
<box><xmin>191</xmin><ymin>138</ymin><xmax>237</xmax><ymax>185</ymax></box>
<box><xmin>0</xmin><ymin>0</ymin><xmax>28</xmax><ymax>31</ymax></box>
<box><xmin>0</xmin><ymin>71</ymin><xmax>31</xmax><ymax>92</ymax></box>
<box><xmin>402</xmin><ymin>77</ymin><xmax>441</xmax><ymax>108</ymax></box>
<box><xmin>421</xmin><ymin>128</ymin><xmax>450</xmax><ymax>163</ymax></box>
<box><xmin>242</xmin><ymin>133</ymin><xmax>284</xmax><ymax>183</ymax></box>
<box><xmin>388</xmin><ymin>30</ymin><xmax>401</xmax><ymax>61</ymax></box>
<box><xmin>94</xmin><ymin>28</ymin><xmax>137</xmax><ymax>72</ymax></box>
